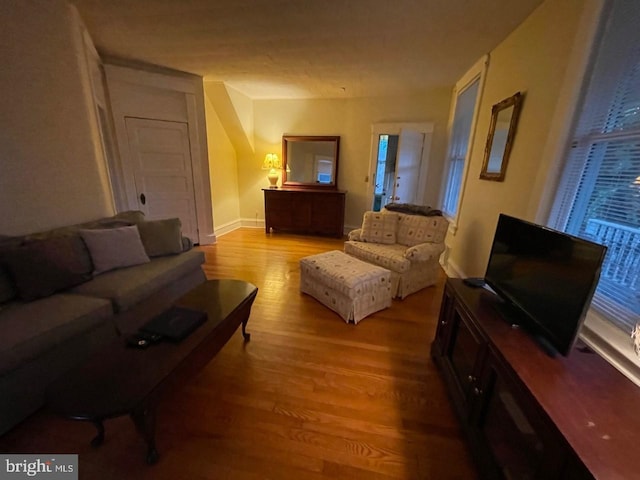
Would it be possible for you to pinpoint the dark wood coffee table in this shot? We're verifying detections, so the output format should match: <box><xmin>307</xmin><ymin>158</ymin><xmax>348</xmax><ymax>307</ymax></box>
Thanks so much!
<box><xmin>46</xmin><ymin>279</ymin><xmax>258</xmax><ymax>464</ymax></box>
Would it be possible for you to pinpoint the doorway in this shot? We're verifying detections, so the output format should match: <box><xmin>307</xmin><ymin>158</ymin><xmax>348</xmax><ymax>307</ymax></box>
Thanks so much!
<box><xmin>373</xmin><ymin>134</ymin><xmax>399</xmax><ymax>210</ymax></box>
<box><xmin>369</xmin><ymin>123</ymin><xmax>433</xmax><ymax>211</ymax></box>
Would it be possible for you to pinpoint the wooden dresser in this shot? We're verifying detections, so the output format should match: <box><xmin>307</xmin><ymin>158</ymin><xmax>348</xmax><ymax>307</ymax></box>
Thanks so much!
<box><xmin>263</xmin><ymin>188</ymin><xmax>346</xmax><ymax>238</ymax></box>
<box><xmin>431</xmin><ymin>278</ymin><xmax>640</xmax><ymax>479</ymax></box>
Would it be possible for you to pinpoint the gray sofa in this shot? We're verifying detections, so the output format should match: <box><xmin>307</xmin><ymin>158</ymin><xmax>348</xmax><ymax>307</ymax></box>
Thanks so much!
<box><xmin>0</xmin><ymin>211</ymin><xmax>206</xmax><ymax>435</ymax></box>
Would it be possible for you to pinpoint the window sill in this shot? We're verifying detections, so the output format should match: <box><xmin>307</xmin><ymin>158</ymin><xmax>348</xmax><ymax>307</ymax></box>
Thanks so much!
<box><xmin>579</xmin><ymin>310</ymin><xmax>640</xmax><ymax>387</ymax></box>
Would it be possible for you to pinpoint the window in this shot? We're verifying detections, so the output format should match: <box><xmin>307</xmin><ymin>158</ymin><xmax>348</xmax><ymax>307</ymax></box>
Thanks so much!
<box><xmin>549</xmin><ymin>0</ymin><xmax>640</xmax><ymax>333</ymax></box>
<box><xmin>441</xmin><ymin>56</ymin><xmax>486</xmax><ymax>220</ymax></box>
<box><xmin>442</xmin><ymin>80</ymin><xmax>480</xmax><ymax>217</ymax></box>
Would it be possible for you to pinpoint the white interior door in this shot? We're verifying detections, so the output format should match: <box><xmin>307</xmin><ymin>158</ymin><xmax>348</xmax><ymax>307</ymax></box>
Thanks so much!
<box><xmin>392</xmin><ymin>129</ymin><xmax>424</xmax><ymax>204</ymax></box>
<box><xmin>125</xmin><ymin>117</ymin><xmax>198</xmax><ymax>241</ymax></box>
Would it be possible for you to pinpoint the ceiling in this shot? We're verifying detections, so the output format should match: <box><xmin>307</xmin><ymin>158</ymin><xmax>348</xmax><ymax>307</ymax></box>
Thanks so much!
<box><xmin>71</xmin><ymin>0</ymin><xmax>543</xmax><ymax>99</ymax></box>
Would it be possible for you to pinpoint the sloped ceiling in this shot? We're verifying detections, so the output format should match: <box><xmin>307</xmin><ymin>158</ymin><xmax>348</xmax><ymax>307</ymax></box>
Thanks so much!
<box><xmin>72</xmin><ymin>0</ymin><xmax>543</xmax><ymax>99</ymax></box>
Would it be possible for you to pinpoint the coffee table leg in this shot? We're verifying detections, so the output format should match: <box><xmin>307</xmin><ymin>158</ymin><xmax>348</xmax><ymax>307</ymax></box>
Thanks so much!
<box><xmin>242</xmin><ymin>318</ymin><xmax>251</xmax><ymax>341</ymax></box>
<box><xmin>130</xmin><ymin>406</ymin><xmax>159</xmax><ymax>465</ymax></box>
<box><xmin>91</xmin><ymin>420</ymin><xmax>105</xmax><ymax>447</ymax></box>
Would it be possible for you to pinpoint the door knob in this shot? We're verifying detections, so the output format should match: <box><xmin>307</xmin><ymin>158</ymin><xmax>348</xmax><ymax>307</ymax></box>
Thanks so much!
<box><xmin>140</xmin><ymin>193</ymin><xmax>146</xmax><ymax>205</ymax></box>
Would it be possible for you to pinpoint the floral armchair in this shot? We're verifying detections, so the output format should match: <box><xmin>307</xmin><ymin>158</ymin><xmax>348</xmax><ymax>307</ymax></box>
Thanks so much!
<box><xmin>344</xmin><ymin>209</ymin><xmax>448</xmax><ymax>299</ymax></box>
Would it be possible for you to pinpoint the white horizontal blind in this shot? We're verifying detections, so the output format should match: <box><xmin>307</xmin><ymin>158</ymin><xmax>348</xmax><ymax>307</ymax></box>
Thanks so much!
<box><xmin>549</xmin><ymin>0</ymin><xmax>640</xmax><ymax>332</ymax></box>
<box><xmin>442</xmin><ymin>79</ymin><xmax>480</xmax><ymax>217</ymax></box>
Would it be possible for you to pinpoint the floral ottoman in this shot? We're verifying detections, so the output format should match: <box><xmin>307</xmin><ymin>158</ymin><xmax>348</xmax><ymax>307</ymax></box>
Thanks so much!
<box><xmin>299</xmin><ymin>250</ymin><xmax>392</xmax><ymax>324</ymax></box>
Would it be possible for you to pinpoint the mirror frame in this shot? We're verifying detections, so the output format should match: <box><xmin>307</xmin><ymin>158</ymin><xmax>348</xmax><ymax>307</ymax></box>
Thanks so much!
<box><xmin>480</xmin><ymin>92</ymin><xmax>523</xmax><ymax>182</ymax></box>
<box><xmin>282</xmin><ymin>135</ymin><xmax>340</xmax><ymax>190</ymax></box>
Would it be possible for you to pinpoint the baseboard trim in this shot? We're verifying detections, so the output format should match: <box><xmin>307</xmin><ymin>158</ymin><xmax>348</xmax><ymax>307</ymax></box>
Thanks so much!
<box><xmin>216</xmin><ymin>219</ymin><xmax>353</xmax><ymax>237</ymax></box>
<box><xmin>214</xmin><ymin>218</ymin><xmax>265</xmax><ymax>238</ymax></box>
<box><xmin>443</xmin><ymin>258</ymin><xmax>465</xmax><ymax>278</ymax></box>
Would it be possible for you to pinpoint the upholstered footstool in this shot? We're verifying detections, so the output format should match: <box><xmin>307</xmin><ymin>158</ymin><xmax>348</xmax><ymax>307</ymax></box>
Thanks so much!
<box><xmin>299</xmin><ymin>250</ymin><xmax>392</xmax><ymax>324</ymax></box>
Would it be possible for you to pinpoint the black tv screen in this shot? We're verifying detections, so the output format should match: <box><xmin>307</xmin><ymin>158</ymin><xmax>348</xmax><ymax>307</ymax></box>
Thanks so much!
<box><xmin>484</xmin><ymin>214</ymin><xmax>607</xmax><ymax>356</ymax></box>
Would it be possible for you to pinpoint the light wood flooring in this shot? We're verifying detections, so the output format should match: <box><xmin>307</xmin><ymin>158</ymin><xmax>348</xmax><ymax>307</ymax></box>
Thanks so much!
<box><xmin>0</xmin><ymin>228</ymin><xmax>478</xmax><ymax>479</ymax></box>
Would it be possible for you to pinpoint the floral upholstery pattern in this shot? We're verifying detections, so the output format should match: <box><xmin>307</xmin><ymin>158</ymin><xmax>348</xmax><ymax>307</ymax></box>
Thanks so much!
<box><xmin>360</xmin><ymin>211</ymin><xmax>399</xmax><ymax>244</ymax></box>
<box><xmin>393</xmin><ymin>212</ymin><xmax>448</xmax><ymax>247</ymax></box>
<box><xmin>345</xmin><ymin>209</ymin><xmax>449</xmax><ymax>299</ymax></box>
<box><xmin>299</xmin><ymin>250</ymin><xmax>392</xmax><ymax>324</ymax></box>
<box><xmin>343</xmin><ymin>242</ymin><xmax>411</xmax><ymax>273</ymax></box>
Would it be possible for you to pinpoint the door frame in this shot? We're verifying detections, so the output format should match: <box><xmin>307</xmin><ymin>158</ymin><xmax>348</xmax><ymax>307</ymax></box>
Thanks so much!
<box><xmin>367</xmin><ymin>122</ymin><xmax>434</xmax><ymax>209</ymax></box>
<box><xmin>104</xmin><ymin>63</ymin><xmax>215</xmax><ymax>245</ymax></box>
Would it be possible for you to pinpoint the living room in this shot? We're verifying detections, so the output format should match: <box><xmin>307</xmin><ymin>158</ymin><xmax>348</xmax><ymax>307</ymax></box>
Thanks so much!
<box><xmin>2</xmin><ymin>0</ymin><xmax>639</xmax><ymax>478</ymax></box>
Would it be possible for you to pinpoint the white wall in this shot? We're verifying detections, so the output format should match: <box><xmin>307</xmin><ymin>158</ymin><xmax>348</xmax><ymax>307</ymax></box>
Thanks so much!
<box><xmin>0</xmin><ymin>0</ymin><xmax>114</xmax><ymax>235</ymax></box>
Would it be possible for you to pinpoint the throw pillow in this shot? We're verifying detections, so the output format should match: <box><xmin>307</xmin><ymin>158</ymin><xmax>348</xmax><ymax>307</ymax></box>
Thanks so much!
<box><xmin>0</xmin><ymin>235</ymin><xmax>93</xmax><ymax>301</ymax></box>
<box><xmin>113</xmin><ymin>210</ymin><xmax>146</xmax><ymax>224</ymax></box>
<box><xmin>360</xmin><ymin>211</ymin><xmax>399</xmax><ymax>244</ymax></box>
<box><xmin>137</xmin><ymin>218</ymin><xmax>184</xmax><ymax>257</ymax></box>
<box><xmin>80</xmin><ymin>225</ymin><xmax>150</xmax><ymax>275</ymax></box>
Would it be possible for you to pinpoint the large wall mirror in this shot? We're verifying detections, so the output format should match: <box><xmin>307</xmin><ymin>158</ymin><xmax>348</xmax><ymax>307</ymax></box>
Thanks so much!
<box><xmin>282</xmin><ymin>135</ymin><xmax>340</xmax><ymax>190</ymax></box>
<box><xmin>480</xmin><ymin>92</ymin><xmax>523</xmax><ymax>181</ymax></box>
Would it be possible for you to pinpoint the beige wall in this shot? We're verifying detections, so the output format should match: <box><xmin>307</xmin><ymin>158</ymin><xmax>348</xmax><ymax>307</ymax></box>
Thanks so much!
<box><xmin>447</xmin><ymin>0</ymin><xmax>591</xmax><ymax>276</ymax></box>
<box><xmin>0</xmin><ymin>0</ymin><xmax>114</xmax><ymax>235</ymax></box>
<box><xmin>247</xmin><ymin>92</ymin><xmax>451</xmax><ymax>229</ymax></box>
<box><xmin>204</xmin><ymin>96</ymin><xmax>241</xmax><ymax>230</ymax></box>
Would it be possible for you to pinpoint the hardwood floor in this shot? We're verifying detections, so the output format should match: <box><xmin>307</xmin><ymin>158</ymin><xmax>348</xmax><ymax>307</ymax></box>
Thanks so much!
<box><xmin>0</xmin><ymin>228</ymin><xmax>478</xmax><ymax>479</ymax></box>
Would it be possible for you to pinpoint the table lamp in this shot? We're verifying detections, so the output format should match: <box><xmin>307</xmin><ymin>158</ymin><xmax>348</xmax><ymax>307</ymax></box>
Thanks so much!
<box><xmin>262</xmin><ymin>153</ymin><xmax>282</xmax><ymax>189</ymax></box>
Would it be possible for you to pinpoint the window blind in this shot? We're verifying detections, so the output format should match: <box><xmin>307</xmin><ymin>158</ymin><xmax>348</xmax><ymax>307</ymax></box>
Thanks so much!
<box><xmin>442</xmin><ymin>79</ymin><xmax>480</xmax><ymax>217</ymax></box>
<box><xmin>549</xmin><ymin>0</ymin><xmax>640</xmax><ymax>332</ymax></box>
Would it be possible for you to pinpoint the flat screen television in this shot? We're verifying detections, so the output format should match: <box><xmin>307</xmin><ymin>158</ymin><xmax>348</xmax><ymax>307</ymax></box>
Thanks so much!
<box><xmin>484</xmin><ymin>214</ymin><xmax>607</xmax><ymax>357</ymax></box>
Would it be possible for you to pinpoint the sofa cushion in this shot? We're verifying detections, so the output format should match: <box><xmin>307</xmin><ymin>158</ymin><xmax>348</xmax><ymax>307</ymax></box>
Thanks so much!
<box><xmin>0</xmin><ymin>294</ymin><xmax>113</xmax><ymax>376</ymax></box>
<box><xmin>70</xmin><ymin>250</ymin><xmax>205</xmax><ymax>312</ymax></box>
<box><xmin>22</xmin><ymin>210</ymin><xmax>144</xmax><ymax>241</ymax></box>
<box><xmin>112</xmin><ymin>210</ymin><xmax>146</xmax><ymax>224</ymax></box>
<box><xmin>137</xmin><ymin>218</ymin><xmax>183</xmax><ymax>257</ymax></box>
<box><xmin>0</xmin><ymin>236</ymin><xmax>94</xmax><ymax>301</ymax></box>
<box><xmin>0</xmin><ymin>267</ymin><xmax>16</xmax><ymax>305</ymax></box>
<box><xmin>0</xmin><ymin>236</ymin><xmax>22</xmax><ymax>304</ymax></box>
<box><xmin>361</xmin><ymin>211</ymin><xmax>399</xmax><ymax>244</ymax></box>
<box><xmin>395</xmin><ymin>213</ymin><xmax>449</xmax><ymax>247</ymax></box>
<box><xmin>344</xmin><ymin>241</ymin><xmax>411</xmax><ymax>273</ymax></box>
<box><xmin>80</xmin><ymin>226</ymin><xmax>150</xmax><ymax>275</ymax></box>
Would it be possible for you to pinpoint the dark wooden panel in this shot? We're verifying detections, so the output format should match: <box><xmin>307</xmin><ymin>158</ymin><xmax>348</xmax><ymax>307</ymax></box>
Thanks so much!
<box><xmin>433</xmin><ymin>278</ymin><xmax>640</xmax><ymax>480</ymax></box>
<box><xmin>263</xmin><ymin>188</ymin><xmax>346</xmax><ymax>238</ymax></box>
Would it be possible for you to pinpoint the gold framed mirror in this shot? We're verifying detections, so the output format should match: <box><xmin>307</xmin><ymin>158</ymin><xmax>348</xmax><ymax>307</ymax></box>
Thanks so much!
<box><xmin>282</xmin><ymin>136</ymin><xmax>340</xmax><ymax>190</ymax></box>
<box><xmin>480</xmin><ymin>92</ymin><xmax>523</xmax><ymax>181</ymax></box>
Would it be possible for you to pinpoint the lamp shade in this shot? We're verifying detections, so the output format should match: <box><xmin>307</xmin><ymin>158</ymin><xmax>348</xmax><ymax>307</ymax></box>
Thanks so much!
<box><xmin>262</xmin><ymin>153</ymin><xmax>281</xmax><ymax>170</ymax></box>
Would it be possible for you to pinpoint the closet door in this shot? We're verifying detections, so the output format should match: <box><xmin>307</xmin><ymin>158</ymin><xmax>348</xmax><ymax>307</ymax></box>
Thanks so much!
<box><xmin>125</xmin><ymin>117</ymin><xmax>199</xmax><ymax>241</ymax></box>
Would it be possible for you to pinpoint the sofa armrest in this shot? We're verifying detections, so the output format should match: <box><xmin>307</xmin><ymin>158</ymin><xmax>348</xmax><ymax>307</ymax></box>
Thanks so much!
<box><xmin>347</xmin><ymin>229</ymin><xmax>363</xmax><ymax>241</ymax></box>
<box><xmin>404</xmin><ymin>242</ymin><xmax>445</xmax><ymax>262</ymax></box>
<box><xmin>181</xmin><ymin>236</ymin><xmax>193</xmax><ymax>252</ymax></box>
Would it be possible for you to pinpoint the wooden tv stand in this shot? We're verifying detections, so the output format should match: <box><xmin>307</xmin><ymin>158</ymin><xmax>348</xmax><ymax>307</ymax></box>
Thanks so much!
<box><xmin>431</xmin><ymin>278</ymin><xmax>640</xmax><ymax>480</ymax></box>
